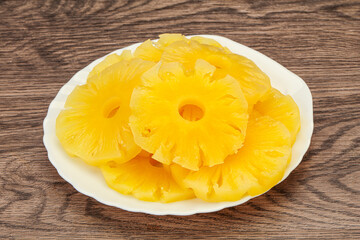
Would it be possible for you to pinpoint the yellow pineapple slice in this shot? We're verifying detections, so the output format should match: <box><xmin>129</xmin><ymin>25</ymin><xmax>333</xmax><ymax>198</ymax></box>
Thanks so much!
<box><xmin>134</xmin><ymin>40</ymin><xmax>162</xmax><ymax>62</ymax></box>
<box><xmin>171</xmin><ymin>112</ymin><xmax>291</xmax><ymax>202</ymax></box>
<box><xmin>156</xmin><ymin>33</ymin><xmax>188</xmax><ymax>49</ymax></box>
<box><xmin>56</xmin><ymin>59</ymin><xmax>154</xmax><ymax>166</ymax></box>
<box><xmin>130</xmin><ymin>59</ymin><xmax>248</xmax><ymax>171</ymax></box>
<box><xmin>255</xmin><ymin>88</ymin><xmax>300</xmax><ymax>144</ymax></box>
<box><xmin>190</xmin><ymin>36</ymin><xmax>224</xmax><ymax>49</ymax></box>
<box><xmin>162</xmin><ymin>39</ymin><xmax>270</xmax><ymax>107</ymax></box>
<box><xmin>120</xmin><ymin>50</ymin><xmax>134</xmax><ymax>60</ymax></box>
<box><xmin>133</xmin><ymin>34</ymin><xmax>268</xmax><ymax>107</ymax></box>
<box><xmin>134</xmin><ymin>34</ymin><xmax>188</xmax><ymax>62</ymax></box>
<box><xmin>101</xmin><ymin>151</ymin><xmax>194</xmax><ymax>203</ymax></box>
<box><xmin>87</xmin><ymin>50</ymin><xmax>133</xmax><ymax>80</ymax></box>
<box><xmin>190</xmin><ymin>36</ymin><xmax>232</xmax><ymax>54</ymax></box>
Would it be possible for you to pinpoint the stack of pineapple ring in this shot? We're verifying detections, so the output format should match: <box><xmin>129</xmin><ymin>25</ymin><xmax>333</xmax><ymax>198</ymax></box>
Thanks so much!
<box><xmin>56</xmin><ymin>34</ymin><xmax>300</xmax><ymax>203</ymax></box>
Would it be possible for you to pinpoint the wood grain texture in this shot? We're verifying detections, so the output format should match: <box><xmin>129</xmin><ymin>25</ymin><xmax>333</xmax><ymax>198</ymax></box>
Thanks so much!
<box><xmin>1</xmin><ymin>0</ymin><xmax>359</xmax><ymax>239</ymax></box>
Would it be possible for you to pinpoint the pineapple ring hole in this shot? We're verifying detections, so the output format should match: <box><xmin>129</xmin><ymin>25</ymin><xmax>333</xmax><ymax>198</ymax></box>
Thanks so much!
<box><xmin>103</xmin><ymin>98</ymin><xmax>121</xmax><ymax>118</ymax></box>
<box><xmin>178</xmin><ymin>102</ymin><xmax>204</xmax><ymax>121</ymax></box>
<box><xmin>149</xmin><ymin>158</ymin><xmax>163</xmax><ymax>168</ymax></box>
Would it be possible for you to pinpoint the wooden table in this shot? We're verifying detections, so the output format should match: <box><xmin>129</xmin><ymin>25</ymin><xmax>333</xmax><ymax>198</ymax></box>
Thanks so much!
<box><xmin>1</xmin><ymin>0</ymin><xmax>359</xmax><ymax>239</ymax></box>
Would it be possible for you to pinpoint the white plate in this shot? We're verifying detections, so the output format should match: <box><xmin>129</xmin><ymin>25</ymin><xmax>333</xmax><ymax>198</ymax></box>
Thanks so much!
<box><xmin>43</xmin><ymin>35</ymin><xmax>313</xmax><ymax>215</ymax></box>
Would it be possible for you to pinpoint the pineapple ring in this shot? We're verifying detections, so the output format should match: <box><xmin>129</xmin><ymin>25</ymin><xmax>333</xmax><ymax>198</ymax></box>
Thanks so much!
<box><xmin>129</xmin><ymin>59</ymin><xmax>249</xmax><ymax>171</ymax></box>
<box><xmin>101</xmin><ymin>151</ymin><xmax>194</xmax><ymax>203</ymax></box>
<box><xmin>171</xmin><ymin>112</ymin><xmax>292</xmax><ymax>202</ymax></box>
<box><xmin>161</xmin><ymin>39</ymin><xmax>271</xmax><ymax>107</ymax></box>
<box><xmin>130</xmin><ymin>34</ymin><xmax>270</xmax><ymax>107</ymax></box>
<box><xmin>87</xmin><ymin>50</ymin><xmax>133</xmax><ymax>80</ymax></box>
<box><xmin>56</xmin><ymin>58</ymin><xmax>154</xmax><ymax>166</ymax></box>
<box><xmin>254</xmin><ymin>88</ymin><xmax>301</xmax><ymax>144</ymax></box>
<box><xmin>156</xmin><ymin>33</ymin><xmax>188</xmax><ymax>49</ymax></box>
<box><xmin>190</xmin><ymin>36</ymin><xmax>226</xmax><ymax>49</ymax></box>
<box><xmin>133</xmin><ymin>34</ymin><xmax>188</xmax><ymax>62</ymax></box>
<box><xmin>133</xmin><ymin>34</ymin><xmax>269</xmax><ymax>108</ymax></box>
<box><xmin>134</xmin><ymin>34</ymin><xmax>227</xmax><ymax>63</ymax></box>
<box><xmin>134</xmin><ymin>40</ymin><xmax>162</xmax><ymax>62</ymax></box>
